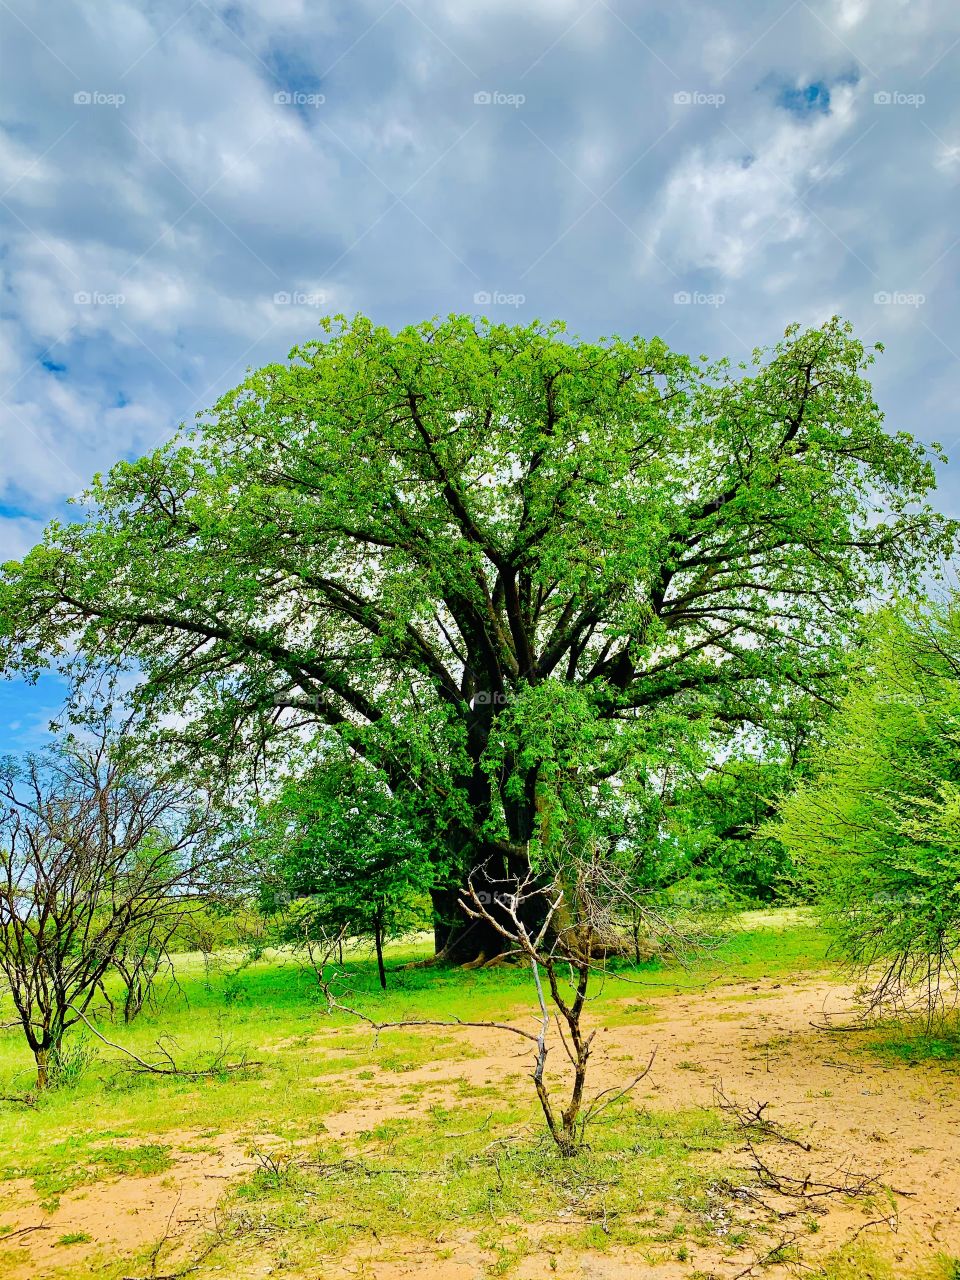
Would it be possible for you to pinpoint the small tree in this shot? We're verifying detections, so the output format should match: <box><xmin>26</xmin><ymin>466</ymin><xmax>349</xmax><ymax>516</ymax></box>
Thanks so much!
<box><xmin>110</xmin><ymin>903</ymin><xmax>185</xmax><ymax>1023</ymax></box>
<box><xmin>315</xmin><ymin>846</ymin><xmax>660</xmax><ymax>1159</ymax></box>
<box><xmin>0</xmin><ymin>727</ymin><xmax>221</xmax><ymax>1087</ymax></box>
<box><xmin>258</xmin><ymin>758</ymin><xmax>437</xmax><ymax>988</ymax></box>
<box><xmin>460</xmin><ymin>855</ymin><xmax>660</xmax><ymax>1156</ymax></box>
<box><xmin>771</xmin><ymin>598</ymin><xmax>960</xmax><ymax>1025</ymax></box>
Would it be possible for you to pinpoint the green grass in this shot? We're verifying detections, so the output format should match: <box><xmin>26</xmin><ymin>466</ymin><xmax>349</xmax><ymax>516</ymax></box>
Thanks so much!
<box><xmin>0</xmin><ymin>912</ymin><xmax>831</xmax><ymax>1154</ymax></box>
<box><xmin>855</xmin><ymin>1020</ymin><xmax>960</xmax><ymax>1068</ymax></box>
<box><xmin>210</xmin><ymin>1100</ymin><xmax>747</xmax><ymax>1273</ymax></box>
<box><xmin>0</xmin><ymin>912</ymin><xmax>838</xmax><ymax>1277</ymax></box>
<box><xmin>6</xmin><ymin>1139</ymin><xmax>173</xmax><ymax>1212</ymax></box>
<box><xmin>817</xmin><ymin>1244</ymin><xmax>960</xmax><ymax>1279</ymax></box>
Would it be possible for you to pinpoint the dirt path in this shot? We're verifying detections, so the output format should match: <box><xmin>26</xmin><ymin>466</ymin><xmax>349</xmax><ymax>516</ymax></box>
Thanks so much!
<box><xmin>624</xmin><ymin>976</ymin><xmax>960</xmax><ymax>1267</ymax></box>
<box><xmin>2</xmin><ymin>974</ymin><xmax>957</xmax><ymax>1278</ymax></box>
<box><xmin>0</xmin><ymin>1136</ymin><xmax>257</xmax><ymax>1279</ymax></box>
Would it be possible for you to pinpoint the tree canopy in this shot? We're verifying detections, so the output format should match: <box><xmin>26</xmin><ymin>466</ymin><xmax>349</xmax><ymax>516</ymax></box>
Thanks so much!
<box><xmin>0</xmin><ymin>313</ymin><xmax>953</xmax><ymax>957</ymax></box>
<box><xmin>665</xmin><ymin>752</ymin><xmax>802</xmax><ymax>904</ymax></box>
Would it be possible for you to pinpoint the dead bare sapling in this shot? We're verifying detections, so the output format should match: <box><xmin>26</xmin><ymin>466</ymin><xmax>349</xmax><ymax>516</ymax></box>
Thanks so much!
<box><xmin>461</xmin><ymin>860</ymin><xmax>660</xmax><ymax>1157</ymax></box>
<box><xmin>318</xmin><ymin>852</ymin><xmax>664</xmax><ymax>1158</ymax></box>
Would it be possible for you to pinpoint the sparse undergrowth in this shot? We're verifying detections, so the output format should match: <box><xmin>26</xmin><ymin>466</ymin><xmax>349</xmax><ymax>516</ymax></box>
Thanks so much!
<box><xmin>817</xmin><ymin>1245</ymin><xmax>960</xmax><ymax>1280</ymax></box>
<box><xmin>157</xmin><ymin>1102</ymin><xmax>749</xmax><ymax>1274</ymax></box>
<box><xmin>220</xmin><ymin>1105</ymin><xmax>737</xmax><ymax>1264</ymax></box>
<box><xmin>29</xmin><ymin>1142</ymin><xmax>171</xmax><ymax>1210</ymax></box>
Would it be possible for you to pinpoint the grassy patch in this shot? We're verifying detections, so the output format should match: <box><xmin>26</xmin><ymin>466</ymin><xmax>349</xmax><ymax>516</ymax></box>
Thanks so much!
<box><xmin>208</xmin><ymin>1101</ymin><xmax>750</xmax><ymax>1273</ymax></box>
<box><xmin>10</xmin><ymin>1140</ymin><xmax>173</xmax><ymax>1209</ymax></box>
<box><xmin>0</xmin><ymin>918</ymin><xmax>831</xmax><ymax>1182</ymax></box>
<box><xmin>818</xmin><ymin>1243</ymin><xmax>960</xmax><ymax>1279</ymax></box>
<box><xmin>857</xmin><ymin>1020</ymin><xmax>960</xmax><ymax>1068</ymax></box>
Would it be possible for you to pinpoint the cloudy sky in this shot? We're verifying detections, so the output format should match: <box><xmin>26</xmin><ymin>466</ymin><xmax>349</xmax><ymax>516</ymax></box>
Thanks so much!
<box><xmin>0</xmin><ymin>0</ymin><xmax>958</xmax><ymax>747</ymax></box>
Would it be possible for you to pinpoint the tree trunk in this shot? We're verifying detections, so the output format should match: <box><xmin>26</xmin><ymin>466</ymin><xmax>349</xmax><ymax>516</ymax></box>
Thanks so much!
<box><xmin>34</xmin><ymin>1046</ymin><xmax>50</xmax><ymax>1091</ymax></box>
<box><xmin>374</xmin><ymin>915</ymin><xmax>387</xmax><ymax>990</ymax></box>
<box><xmin>123</xmin><ymin>979</ymin><xmax>143</xmax><ymax>1023</ymax></box>
<box><xmin>430</xmin><ymin>884</ymin><xmax>506</xmax><ymax>965</ymax></box>
<box><xmin>430</xmin><ymin>870</ymin><xmax>552</xmax><ymax>966</ymax></box>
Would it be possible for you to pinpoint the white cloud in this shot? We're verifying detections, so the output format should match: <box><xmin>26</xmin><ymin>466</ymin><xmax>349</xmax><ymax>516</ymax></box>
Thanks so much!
<box><xmin>0</xmin><ymin>515</ymin><xmax>48</xmax><ymax>562</ymax></box>
<box><xmin>0</xmin><ymin>0</ymin><xmax>957</xmax><ymax>540</ymax></box>
<box><xmin>646</xmin><ymin>87</ymin><xmax>860</xmax><ymax>277</ymax></box>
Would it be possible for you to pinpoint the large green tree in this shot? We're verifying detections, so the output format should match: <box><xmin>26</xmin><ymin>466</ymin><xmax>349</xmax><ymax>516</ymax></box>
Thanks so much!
<box><xmin>0</xmin><ymin>315</ymin><xmax>952</xmax><ymax>960</ymax></box>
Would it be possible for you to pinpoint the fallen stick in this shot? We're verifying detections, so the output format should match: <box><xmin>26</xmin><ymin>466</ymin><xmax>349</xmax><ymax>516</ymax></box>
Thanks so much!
<box><xmin>1</xmin><ymin>1224</ymin><xmax>50</xmax><ymax>1242</ymax></box>
<box><xmin>67</xmin><ymin>1006</ymin><xmax>260</xmax><ymax>1078</ymax></box>
<box><xmin>809</xmin><ymin>1022</ymin><xmax>873</xmax><ymax>1032</ymax></box>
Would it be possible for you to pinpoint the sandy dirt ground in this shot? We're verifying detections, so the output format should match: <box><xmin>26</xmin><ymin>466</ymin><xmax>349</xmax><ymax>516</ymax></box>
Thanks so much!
<box><xmin>2</xmin><ymin>972</ymin><xmax>957</xmax><ymax>1279</ymax></box>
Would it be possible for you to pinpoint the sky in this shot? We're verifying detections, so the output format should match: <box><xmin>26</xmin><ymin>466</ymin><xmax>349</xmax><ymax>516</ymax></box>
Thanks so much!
<box><xmin>0</xmin><ymin>0</ymin><xmax>958</xmax><ymax>750</ymax></box>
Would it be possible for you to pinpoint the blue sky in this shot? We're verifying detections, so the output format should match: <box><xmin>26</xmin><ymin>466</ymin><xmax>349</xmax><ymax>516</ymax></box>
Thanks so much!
<box><xmin>1</xmin><ymin>0</ymin><xmax>959</xmax><ymax>752</ymax></box>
